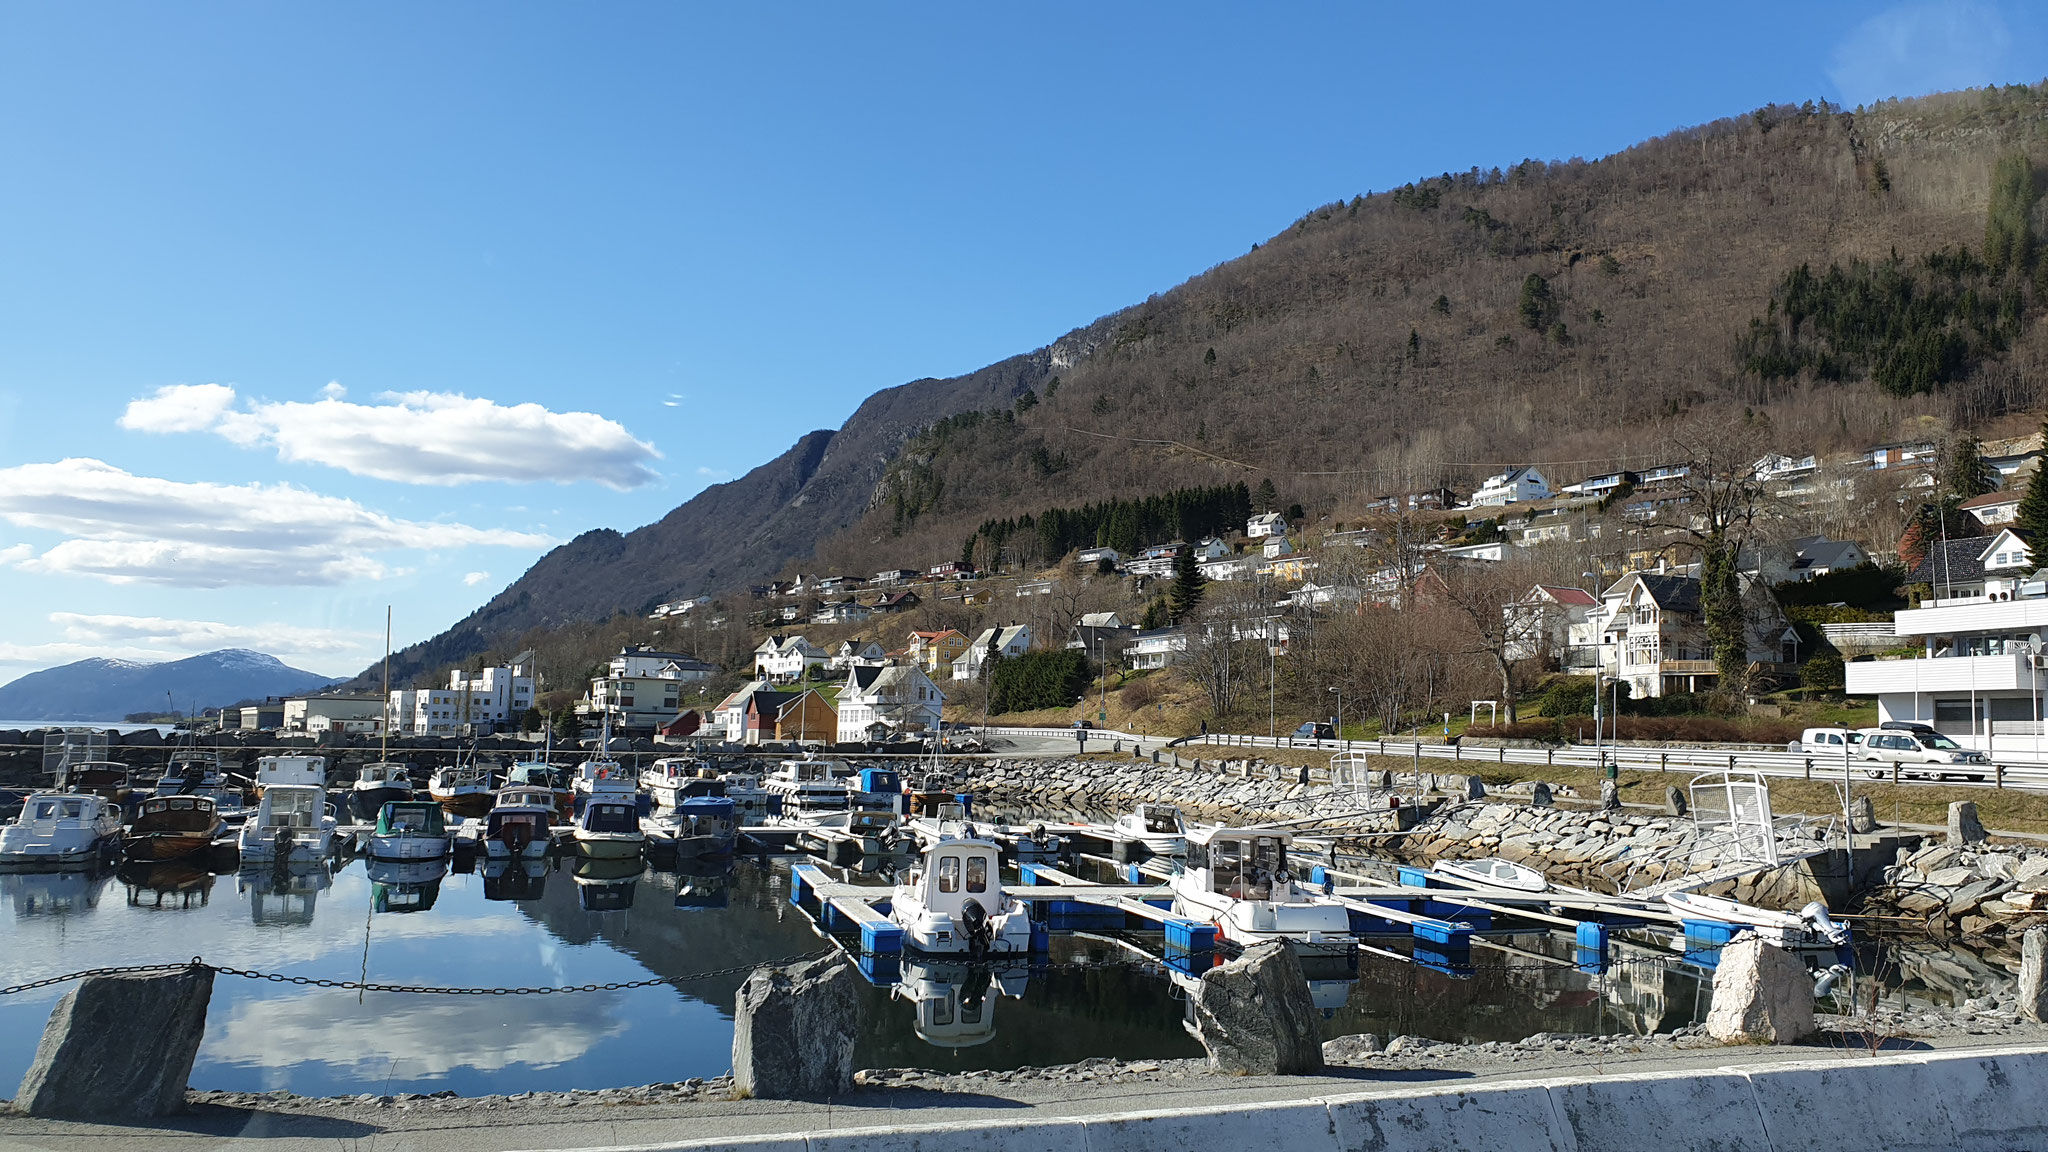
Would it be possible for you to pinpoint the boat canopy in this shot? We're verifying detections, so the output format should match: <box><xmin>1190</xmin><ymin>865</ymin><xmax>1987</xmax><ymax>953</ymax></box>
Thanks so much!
<box><xmin>1187</xmin><ymin>830</ymin><xmax>1289</xmax><ymax>898</ymax></box>
<box><xmin>857</xmin><ymin>768</ymin><xmax>901</xmax><ymax>793</ymax></box>
<box><xmin>375</xmin><ymin>802</ymin><xmax>446</xmax><ymax>836</ymax></box>
<box><xmin>359</xmin><ymin>762</ymin><xmax>411</xmax><ymax>784</ymax></box>
<box><xmin>1136</xmin><ymin>805</ymin><xmax>1182</xmax><ymax>833</ymax></box>
<box><xmin>679</xmin><ymin>796</ymin><xmax>736</xmax><ymax>820</ymax></box>
<box><xmin>496</xmin><ymin>788</ymin><xmax>558</xmax><ymax>810</ymax></box>
<box><xmin>503</xmin><ymin>763</ymin><xmax>561</xmax><ymax>788</ymax></box>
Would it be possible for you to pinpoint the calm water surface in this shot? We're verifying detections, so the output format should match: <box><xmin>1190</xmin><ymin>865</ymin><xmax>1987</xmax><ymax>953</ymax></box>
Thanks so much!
<box><xmin>0</xmin><ymin>849</ymin><xmax>2012</xmax><ymax>1096</ymax></box>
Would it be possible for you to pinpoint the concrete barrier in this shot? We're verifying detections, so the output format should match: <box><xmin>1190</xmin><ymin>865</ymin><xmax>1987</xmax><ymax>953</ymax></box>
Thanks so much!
<box><xmin>505</xmin><ymin>1045</ymin><xmax>2048</xmax><ymax>1152</ymax></box>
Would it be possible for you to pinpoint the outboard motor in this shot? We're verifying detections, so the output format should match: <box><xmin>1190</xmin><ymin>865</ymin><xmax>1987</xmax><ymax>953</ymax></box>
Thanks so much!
<box><xmin>1800</xmin><ymin>901</ymin><xmax>1851</xmax><ymax>946</ymax></box>
<box><xmin>1813</xmin><ymin>962</ymin><xmax>1852</xmax><ymax>998</ymax></box>
<box><xmin>960</xmin><ymin>897</ymin><xmax>992</xmax><ymax>956</ymax></box>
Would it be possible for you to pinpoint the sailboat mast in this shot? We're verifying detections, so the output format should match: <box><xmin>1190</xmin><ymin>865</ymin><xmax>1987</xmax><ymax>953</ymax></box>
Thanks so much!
<box><xmin>381</xmin><ymin>606</ymin><xmax>392</xmax><ymax>761</ymax></box>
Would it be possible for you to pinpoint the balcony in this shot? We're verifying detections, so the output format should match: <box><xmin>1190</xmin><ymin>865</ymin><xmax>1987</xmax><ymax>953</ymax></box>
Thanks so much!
<box><xmin>1659</xmin><ymin>659</ymin><xmax>1718</xmax><ymax>675</ymax></box>
<box><xmin>1891</xmin><ymin>597</ymin><xmax>2048</xmax><ymax>638</ymax></box>
<box><xmin>1846</xmin><ymin>651</ymin><xmax>2045</xmax><ymax>696</ymax></box>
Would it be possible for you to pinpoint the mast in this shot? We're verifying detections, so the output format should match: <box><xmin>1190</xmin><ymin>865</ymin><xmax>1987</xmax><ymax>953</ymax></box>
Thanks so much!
<box><xmin>380</xmin><ymin>606</ymin><xmax>392</xmax><ymax>762</ymax></box>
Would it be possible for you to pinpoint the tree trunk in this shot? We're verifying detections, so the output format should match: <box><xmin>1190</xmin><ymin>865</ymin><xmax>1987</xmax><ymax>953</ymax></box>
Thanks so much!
<box><xmin>1701</xmin><ymin>537</ymin><xmax>1747</xmax><ymax>702</ymax></box>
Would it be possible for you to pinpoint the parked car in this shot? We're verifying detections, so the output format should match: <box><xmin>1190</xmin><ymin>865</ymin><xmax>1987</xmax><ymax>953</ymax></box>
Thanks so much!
<box><xmin>1798</xmin><ymin>727</ymin><xmax>1865</xmax><ymax>757</ymax></box>
<box><xmin>1291</xmin><ymin>722</ymin><xmax>1336</xmax><ymax>741</ymax></box>
<box><xmin>1854</xmin><ymin>727</ymin><xmax>1990</xmax><ymax>780</ymax></box>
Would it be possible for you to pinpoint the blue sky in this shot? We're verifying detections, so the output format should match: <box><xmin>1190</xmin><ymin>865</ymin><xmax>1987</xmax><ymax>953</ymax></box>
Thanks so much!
<box><xmin>1</xmin><ymin>0</ymin><xmax>2043</xmax><ymax>686</ymax></box>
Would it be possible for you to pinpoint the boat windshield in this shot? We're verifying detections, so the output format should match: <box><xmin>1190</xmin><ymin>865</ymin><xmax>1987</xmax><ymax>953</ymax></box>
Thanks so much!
<box><xmin>265</xmin><ymin>792</ymin><xmax>319</xmax><ymax>827</ymax></box>
<box><xmin>380</xmin><ymin>805</ymin><xmax>445</xmax><ymax>835</ymax></box>
<box><xmin>1209</xmin><ymin>835</ymin><xmax>1285</xmax><ymax>900</ymax></box>
<box><xmin>1141</xmin><ymin>807</ymin><xmax>1181</xmax><ymax>833</ymax></box>
<box><xmin>585</xmin><ymin>805</ymin><xmax>638</xmax><ymax>834</ymax></box>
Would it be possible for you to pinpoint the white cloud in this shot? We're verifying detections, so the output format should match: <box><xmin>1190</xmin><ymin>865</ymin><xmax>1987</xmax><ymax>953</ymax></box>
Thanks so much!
<box><xmin>117</xmin><ymin>382</ymin><xmax>238</xmax><ymax>434</ymax></box>
<box><xmin>120</xmin><ymin>383</ymin><xmax>661</xmax><ymax>489</ymax></box>
<box><xmin>1829</xmin><ymin>1</ymin><xmax>2013</xmax><ymax>107</ymax></box>
<box><xmin>463</xmin><ymin>571</ymin><xmax>490</xmax><ymax>586</ymax></box>
<box><xmin>320</xmin><ymin>380</ymin><xmax>347</xmax><ymax>399</ymax></box>
<box><xmin>0</xmin><ymin>458</ymin><xmax>554</xmax><ymax>587</ymax></box>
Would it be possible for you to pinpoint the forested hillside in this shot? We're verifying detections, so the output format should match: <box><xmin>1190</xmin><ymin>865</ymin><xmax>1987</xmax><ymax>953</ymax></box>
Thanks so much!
<box><xmin>383</xmin><ymin>85</ymin><xmax>2048</xmax><ymax>685</ymax></box>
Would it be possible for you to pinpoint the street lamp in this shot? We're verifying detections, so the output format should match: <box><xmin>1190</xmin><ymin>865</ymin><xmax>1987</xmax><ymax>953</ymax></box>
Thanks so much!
<box><xmin>1328</xmin><ymin>685</ymin><xmax>1343</xmax><ymax>747</ymax></box>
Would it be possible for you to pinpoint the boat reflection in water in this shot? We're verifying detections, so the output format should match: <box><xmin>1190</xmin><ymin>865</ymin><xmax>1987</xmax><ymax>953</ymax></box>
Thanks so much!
<box><xmin>892</xmin><ymin>959</ymin><xmax>1029</xmax><ymax>1049</ymax></box>
<box><xmin>481</xmin><ymin>855</ymin><xmax>549</xmax><ymax>902</ymax></box>
<box><xmin>119</xmin><ymin>859</ymin><xmax>215</xmax><ymax>910</ymax></box>
<box><xmin>368</xmin><ymin>856</ymin><xmax>448</xmax><ymax>914</ymax></box>
<box><xmin>2</xmin><ymin>867</ymin><xmax>111</xmax><ymax>918</ymax></box>
<box><xmin>670</xmin><ymin>867</ymin><xmax>732</xmax><ymax>910</ymax></box>
<box><xmin>237</xmin><ymin>861</ymin><xmax>334</xmax><ymax>926</ymax></box>
<box><xmin>572</xmin><ymin>856</ymin><xmax>641</xmax><ymax>912</ymax></box>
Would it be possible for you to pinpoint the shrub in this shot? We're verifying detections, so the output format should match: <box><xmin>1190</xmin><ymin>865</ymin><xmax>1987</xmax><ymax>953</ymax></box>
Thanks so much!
<box><xmin>1461</xmin><ymin>719</ymin><xmax>1564</xmax><ymax>743</ymax></box>
<box><xmin>1801</xmin><ymin>651</ymin><xmax>1846</xmax><ymax>693</ymax></box>
<box><xmin>989</xmin><ymin>649</ymin><xmax>1094</xmax><ymax>714</ymax></box>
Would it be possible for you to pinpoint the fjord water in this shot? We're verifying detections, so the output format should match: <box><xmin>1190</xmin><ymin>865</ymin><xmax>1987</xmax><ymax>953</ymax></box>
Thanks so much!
<box><xmin>0</xmin><ymin>851</ymin><xmax>2001</xmax><ymax>1096</ymax></box>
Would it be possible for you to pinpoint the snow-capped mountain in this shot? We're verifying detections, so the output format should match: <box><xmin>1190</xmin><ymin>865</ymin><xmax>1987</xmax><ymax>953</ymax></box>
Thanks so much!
<box><xmin>0</xmin><ymin>649</ymin><xmax>341</xmax><ymax>722</ymax></box>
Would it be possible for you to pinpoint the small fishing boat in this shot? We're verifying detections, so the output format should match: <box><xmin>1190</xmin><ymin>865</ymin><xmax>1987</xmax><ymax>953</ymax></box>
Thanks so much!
<box><xmin>253</xmin><ymin>755</ymin><xmax>327</xmax><ymax>796</ymax></box>
<box><xmin>801</xmin><ymin>807</ymin><xmax>905</xmax><ymax>857</ymax></box>
<box><xmin>1432</xmin><ymin>857</ymin><xmax>1549</xmax><ymax>893</ymax></box>
<box><xmin>1171</xmin><ymin>827</ymin><xmax>1352</xmax><ymax>957</ymax></box>
<box><xmin>1112</xmin><ymin>804</ymin><xmax>1189</xmax><ymax>858</ymax></box>
<box><xmin>718</xmin><ymin>771</ymin><xmax>779</xmax><ymax>822</ymax></box>
<box><xmin>0</xmin><ymin>793</ymin><xmax>123</xmax><ymax>870</ymax></box>
<box><xmin>641</xmin><ymin>757</ymin><xmax>714</xmax><ymax>809</ymax></box>
<box><xmin>765</xmin><ymin>755</ymin><xmax>849</xmax><ymax>811</ymax></box>
<box><xmin>154</xmin><ymin>750</ymin><xmax>248</xmax><ymax>824</ymax></box>
<box><xmin>366</xmin><ymin>800</ymin><xmax>450</xmax><ymax>860</ymax></box>
<box><xmin>572</xmin><ymin>800</ymin><xmax>646</xmax><ymax>858</ymax></box>
<box><xmin>888</xmin><ymin>834</ymin><xmax>1035</xmax><ymax>955</ymax></box>
<box><xmin>1664</xmin><ymin>891</ymin><xmax>1851</xmax><ymax>947</ymax></box>
<box><xmin>60</xmin><ymin>760</ymin><xmax>137</xmax><ymax>816</ymax></box>
<box><xmin>501</xmin><ymin>760</ymin><xmax>574</xmax><ymax>821</ymax></box>
<box><xmin>236</xmin><ymin>784</ymin><xmax>337</xmax><ymax>864</ymax></box>
<box><xmin>349</xmin><ymin>762</ymin><xmax>415</xmax><ymax>822</ymax></box>
<box><xmin>428</xmin><ymin>761</ymin><xmax>495</xmax><ymax>818</ymax></box>
<box><xmin>124</xmin><ymin>794</ymin><xmax>224</xmax><ymax>862</ymax></box>
<box><xmin>478</xmin><ymin>787</ymin><xmax>557</xmax><ymax>859</ymax></box>
<box><xmin>650</xmin><ymin>796</ymin><xmax>738</xmax><ymax>857</ymax></box>
<box><xmin>572</xmin><ymin>748</ymin><xmax>647</xmax><ymax>817</ymax></box>
<box><xmin>367</xmin><ymin>856</ymin><xmax>447</xmax><ymax>913</ymax></box>
<box><xmin>849</xmin><ymin>767</ymin><xmax>907</xmax><ymax>815</ymax></box>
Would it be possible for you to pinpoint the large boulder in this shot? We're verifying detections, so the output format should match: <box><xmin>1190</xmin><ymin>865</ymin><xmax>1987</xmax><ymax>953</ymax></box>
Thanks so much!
<box><xmin>1664</xmin><ymin>786</ymin><xmax>1688</xmax><ymax>817</ymax></box>
<box><xmin>1530</xmin><ymin>782</ymin><xmax>1554</xmax><ymax>808</ymax></box>
<box><xmin>1704</xmin><ymin>937</ymin><xmax>1815</xmax><ymax>1044</ymax></box>
<box><xmin>1949</xmin><ymin>801</ymin><xmax>1988</xmax><ymax>846</ymax></box>
<box><xmin>731</xmin><ymin>955</ymin><xmax>861</xmax><ymax>1099</ymax></box>
<box><xmin>1191</xmin><ymin>940</ymin><xmax>1325</xmax><ymax>1075</ymax></box>
<box><xmin>15</xmin><ymin>965</ymin><xmax>214</xmax><ymax>1119</ymax></box>
<box><xmin>1849</xmin><ymin>796</ymin><xmax>1876</xmax><ymax>834</ymax></box>
<box><xmin>2021</xmin><ymin>928</ymin><xmax>2048</xmax><ymax>1024</ymax></box>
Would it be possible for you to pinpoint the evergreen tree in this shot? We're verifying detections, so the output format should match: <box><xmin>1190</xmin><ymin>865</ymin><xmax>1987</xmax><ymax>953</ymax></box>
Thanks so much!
<box><xmin>2015</xmin><ymin>419</ymin><xmax>2048</xmax><ymax>547</ymax></box>
<box><xmin>1985</xmin><ymin>150</ymin><xmax>2040</xmax><ymax>277</ymax></box>
<box><xmin>1254</xmin><ymin>478</ymin><xmax>1278</xmax><ymax>510</ymax></box>
<box><xmin>1167</xmin><ymin>545</ymin><xmax>1207</xmax><ymax>625</ymax></box>
<box><xmin>1518</xmin><ymin>274</ymin><xmax>1552</xmax><ymax>330</ymax></box>
<box><xmin>1941</xmin><ymin>435</ymin><xmax>1996</xmax><ymax>500</ymax></box>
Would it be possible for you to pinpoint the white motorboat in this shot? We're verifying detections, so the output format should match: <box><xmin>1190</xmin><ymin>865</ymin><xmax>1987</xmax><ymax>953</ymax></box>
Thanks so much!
<box><xmin>572</xmin><ymin>800</ymin><xmax>646</xmax><ymax>859</ymax></box>
<box><xmin>478</xmin><ymin>787</ymin><xmax>557</xmax><ymax>859</ymax></box>
<box><xmin>1431</xmin><ymin>857</ymin><xmax>1549</xmax><ymax>893</ymax></box>
<box><xmin>718</xmin><ymin>771</ymin><xmax>779</xmax><ymax>822</ymax></box>
<box><xmin>501</xmin><ymin>761</ymin><xmax>574</xmax><ymax>821</ymax></box>
<box><xmin>646</xmin><ymin>796</ymin><xmax>738</xmax><ymax>857</ymax></box>
<box><xmin>154</xmin><ymin>750</ymin><xmax>247</xmax><ymax>824</ymax></box>
<box><xmin>887</xmin><ymin>835</ymin><xmax>1035</xmax><ymax>955</ymax></box>
<box><xmin>366</xmin><ymin>800</ymin><xmax>451</xmax><ymax>860</ymax></box>
<box><xmin>0</xmin><ymin>793</ymin><xmax>123</xmax><ymax>870</ymax></box>
<box><xmin>765</xmin><ymin>755</ymin><xmax>849</xmax><ymax>810</ymax></box>
<box><xmin>572</xmin><ymin>752</ymin><xmax>644</xmax><ymax>817</ymax></box>
<box><xmin>349</xmin><ymin>762</ymin><xmax>415</xmax><ymax>822</ymax></box>
<box><xmin>1664</xmin><ymin>891</ymin><xmax>1850</xmax><ymax>947</ymax></box>
<box><xmin>236</xmin><ymin>784</ymin><xmax>338</xmax><ymax>864</ymax></box>
<box><xmin>642</xmin><ymin>757</ymin><xmax>712</xmax><ymax>809</ymax></box>
<box><xmin>800</xmin><ymin>807</ymin><xmax>906</xmax><ymax>856</ymax></box>
<box><xmin>1111</xmin><ymin>804</ymin><xmax>1189</xmax><ymax>857</ymax></box>
<box><xmin>1172</xmin><ymin>827</ymin><xmax>1353</xmax><ymax>957</ymax></box>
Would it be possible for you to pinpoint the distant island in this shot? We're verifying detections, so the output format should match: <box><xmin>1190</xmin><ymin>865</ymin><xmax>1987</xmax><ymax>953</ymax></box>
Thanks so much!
<box><xmin>0</xmin><ymin>649</ymin><xmax>341</xmax><ymax>722</ymax></box>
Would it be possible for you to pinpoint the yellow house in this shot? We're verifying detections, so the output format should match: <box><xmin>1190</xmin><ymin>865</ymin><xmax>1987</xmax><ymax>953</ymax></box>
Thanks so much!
<box><xmin>907</xmin><ymin>629</ymin><xmax>968</xmax><ymax>677</ymax></box>
<box><xmin>1259</xmin><ymin>555</ymin><xmax>1318</xmax><ymax>583</ymax></box>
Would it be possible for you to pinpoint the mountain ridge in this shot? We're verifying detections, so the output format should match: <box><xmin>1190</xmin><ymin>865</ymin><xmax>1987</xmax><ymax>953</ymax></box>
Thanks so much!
<box><xmin>0</xmin><ymin>649</ymin><xmax>342</xmax><ymax>722</ymax></box>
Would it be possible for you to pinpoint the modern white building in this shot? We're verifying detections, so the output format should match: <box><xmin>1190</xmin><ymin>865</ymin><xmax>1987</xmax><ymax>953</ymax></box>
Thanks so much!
<box><xmin>1126</xmin><ymin>628</ymin><xmax>1188</xmax><ymax>670</ymax></box>
<box><xmin>1847</xmin><ymin>530</ymin><xmax>2046</xmax><ymax>761</ymax></box>
<box><xmin>393</xmin><ymin>653</ymin><xmax>537</xmax><ymax>735</ymax></box>
<box><xmin>283</xmin><ymin>694</ymin><xmax>386</xmax><ymax>735</ymax></box>
<box><xmin>1469</xmin><ymin>466</ymin><xmax>1551</xmax><ymax>507</ymax></box>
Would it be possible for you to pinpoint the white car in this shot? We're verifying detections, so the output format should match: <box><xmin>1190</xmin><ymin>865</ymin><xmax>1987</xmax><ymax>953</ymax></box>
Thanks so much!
<box><xmin>1799</xmin><ymin>727</ymin><xmax>1865</xmax><ymax>757</ymax></box>
<box><xmin>1854</xmin><ymin>727</ymin><xmax>1990</xmax><ymax>780</ymax></box>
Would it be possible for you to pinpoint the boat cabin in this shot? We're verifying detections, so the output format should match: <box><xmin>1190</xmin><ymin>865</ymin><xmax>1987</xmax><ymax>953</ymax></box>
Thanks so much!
<box><xmin>906</xmin><ymin>840</ymin><xmax>1004</xmax><ymax>918</ymax></box>
<box><xmin>1185</xmin><ymin>828</ymin><xmax>1295</xmax><ymax>901</ymax></box>
<box><xmin>357</xmin><ymin>762</ymin><xmax>411</xmax><ymax>787</ymax></box>
<box><xmin>133</xmin><ymin>795</ymin><xmax>219</xmax><ymax>833</ymax></box>
<box><xmin>677</xmin><ymin>796</ymin><xmax>736</xmax><ymax>832</ymax></box>
<box><xmin>775</xmin><ymin>759</ymin><xmax>837</xmax><ymax>785</ymax></box>
<box><xmin>62</xmin><ymin>760</ymin><xmax>130</xmax><ymax>795</ymax></box>
<box><xmin>256</xmin><ymin>756</ymin><xmax>327</xmax><ymax>790</ymax></box>
<box><xmin>857</xmin><ymin>768</ymin><xmax>902</xmax><ymax>794</ymax></box>
<box><xmin>255</xmin><ymin>786</ymin><xmax>326</xmax><ymax>830</ymax></box>
<box><xmin>1134</xmin><ymin>805</ymin><xmax>1183</xmax><ymax>836</ymax></box>
<box><xmin>503</xmin><ymin>762</ymin><xmax>562</xmax><ymax>788</ymax></box>
<box><xmin>374</xmin><ymin>801</ymin><xmax>446</xmax><ymax>838</ymax></box>
<box><xmin>494</xmin><ymin>787</ymin><xmax>558</xmax><ymax>811</ymax></box>
<box><xmin>580</xmin><ymin>803</ymin><xmax>641</xmax><ymax>835</ymax></box>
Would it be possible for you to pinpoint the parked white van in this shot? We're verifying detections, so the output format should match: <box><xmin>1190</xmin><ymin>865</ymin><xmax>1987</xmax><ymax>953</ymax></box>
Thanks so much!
<box><xmin>1799</xmin><ymin>728</ymin><xmax>1864</xmax><ymax>757</ymax></box>
<box><xmin>1854</xmin><ymin>725</ymin><xmax>1990</xmax><ymax>780</ymax></box>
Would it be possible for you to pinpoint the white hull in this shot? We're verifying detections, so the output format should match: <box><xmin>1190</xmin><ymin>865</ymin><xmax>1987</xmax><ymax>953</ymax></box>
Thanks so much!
<box><xmin>0</xmin><ymin>841</ymin><xmax>113</xmax><ymax>870</ymax></box>
<box><xmin>1172</xmin><ymin>887</ymin><xmax>1354</xmax><ymax>957</ymax></box>
<box><xmin>367</xmin><ymin>832</ymin><xmax>450</xmax><ymax>861</ymax></box>
<box><xmin>238</xmin><ymin>829</ymin><xmax>336</xmax><ymax>863</ymax></box>
<box><xmin>483</xmin><ymin>837</ymin><xmax>549</xmax><ymax>860</ymax></box>
<box><xmin>572</xmin><ymin>832</ymin><xmax>644</xmax><ymax>859</ymax></box>
<box><xmin>1432</xmin><ymin>857</ymin><xmax>1549</xmax><ymax>893</ymax></box>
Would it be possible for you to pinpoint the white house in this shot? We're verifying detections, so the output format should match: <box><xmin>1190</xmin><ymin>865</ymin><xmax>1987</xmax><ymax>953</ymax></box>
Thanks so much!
<box><xmin>828</xmin><ymin>638</ymin><xmax>888</xmax><ymax>672</ymax></box>
<box><xmin>649</xmin><ymin>596</ymin><xmax>712</xmax><ymax>618</ymax></box>
<box><xmin>811</xmin><ymin>599</ymin><xmax>874</xmax><ymax>625</ymax></box>
<box><xmin>285</xmin><ymin>694</ymin><xmax>387</xmax><ymax>735</ymax></box>
<box><xmin>1199</xmin><ymin>554</ymin><xmax>1257</xmax><ymax>582</ymax></box>
<box><xmin>1285</xmin><ymin>583</ymin><xmax>1365</xmax><ymax>611</ymax></box>
<box><xmin>1126</xmin><ymin>628</ymin><xmax>1188</xmax><ymax>670</ymax></box>
<box><xmin>1846</xmin><ymin>531</ymin><xmax>2045</xmax><ymax>761</ymax></box>
<box><xmin>1588</xmin><ymin>571</ymin><xmax>1795</xmax><ymax>698</ymax></box>
<box><xmin>391</xmin><ymin>653</ymin><xmax>537</xmax><ymax>735</ymax></box>
<box><xmin>952</xmin><ymin>624</ymin><xmax>1031</xmax><ymax>680</ymax></box>
<box><xmin>1503</xmin><ymin>585</ymin><xmax>1600</xmax><ymax>667</ymax></box>
<box><xmin>1261</xmin><ymin>535</ymin><xmax>1295</xmax><ymax>559</ymax></box>
<box><xmin>1469</xmin><ymin>466</ymin><xmax>1551</xmax><ymax>507</ymax></box>
<box><xmin>1247</xmin><ymin>512</ymin><xmax>1287</xmax><ymax>538</ymax></box>
<box><xmin>1075</xmin><ymin>547</ymin><xmax>1120</xmax><ymax>566</ymax></box>
<box><xmin>1743</xmin><ymin>535</ymin><xmax>1871</xmax><ymax>584</ymax></box>
<box><xmin>754</xmin><ymin>635</ymin><xmax>828</xmax><ymax>682</ymax></box>
<box><xmin>835</xmin><ymin>663</ymin><xmax>943</xmax><ymax>742</ymax></box>
<box><xmin>873</xmin><ymin>568</ymin><xmax>921</xmax><ymax>585</ymax></box>
<box><xmin>1960</xmin><ymin>491</ymin><xmax>2025</xmax><ymax>527</ymax></box>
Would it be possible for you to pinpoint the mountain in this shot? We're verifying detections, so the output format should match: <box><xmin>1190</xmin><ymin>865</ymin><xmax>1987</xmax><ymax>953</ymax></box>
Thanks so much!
<box><xmin>0</xmin><ymin>649</ymin><xmax>342</xmax><ymax>722</ymax></box>
<box><xmin>382</xmin><ymin>86</ymin><xmax>2048</xmax><ymax>684</ymax></box>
